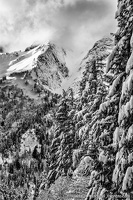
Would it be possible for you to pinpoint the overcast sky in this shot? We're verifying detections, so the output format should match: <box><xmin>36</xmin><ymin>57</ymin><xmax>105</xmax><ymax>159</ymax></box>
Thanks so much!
<box><xmin>0</xmin><ymin>0</ymin><xmax>117</xmax><ymax>53</ymax></box>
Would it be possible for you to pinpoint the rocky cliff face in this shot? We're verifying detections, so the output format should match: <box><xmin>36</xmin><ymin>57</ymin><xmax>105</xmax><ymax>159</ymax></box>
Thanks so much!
<box><xmin>0</xmin><ymin>43</ymin><xmax>69</xmax><ymax>99</ymax></box>
<box><xmin>0</xmin><ymin>43</ymin><xmax>69</xmax><ymax>199</ymax></box>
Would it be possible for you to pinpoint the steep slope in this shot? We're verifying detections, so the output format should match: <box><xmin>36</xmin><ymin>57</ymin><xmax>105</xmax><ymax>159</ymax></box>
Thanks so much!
<box><xmin>85</xmin><ymin>0</ymin><xmax>133</xmax><ymax>200</ymax></box>
<box><xmin>70</xmin><ymin>36</ymin><xmax>114</xmax><ymax>153</ymax></box>
<box><xmin>0</xmin><ymin>18</ymin><xmax>123</xmax><ymax>200</ymax></box>
<box><xmin>0</xmin><ymin>43</ymin><xmax>69</xmax><ymax>199</ymax></box>
<box><xmin>68</xmin><ymin>37</ymin><xmax>114</xmax><ymax>97</ymax></box>
<box><xmin>55</xmin><ymin>37</ymin><xmax>114</xmax><ymax>200</ymax></box>
<box><xmin>82</xmin><ymin>37</ymin><xmax>113</xmax><ymax>64</ymax></box>
<box><xmin>0</xmin><ymin>43</ymin><xmax>68</xmax><ymax>99</ymax></box>
<box><xmin>37</xmin><ymin>37</ymin><xmax>114</xmax><ymax>200</ymax></box>
<box><xmin>0</xmin><ymin>85</ymin><xmax>60</xmax><ymax>200</ymax></box>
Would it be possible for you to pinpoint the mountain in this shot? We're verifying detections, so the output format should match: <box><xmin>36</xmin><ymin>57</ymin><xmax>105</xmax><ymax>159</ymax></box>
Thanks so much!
<box><xmin>0</xmin><ymin>43</ymin><xmax>69</xmax><ymax>99</ymax></box>
<box><xmin>67</xmin><ymin>36</ymin><xmax>114</xmax><ymax>97</ymax></box>
<box><xmin>0</xmin><ymin>37</ymin><xmax>115</xmax><ymax>200</ymax></box>
<box><xmin>1</xmin><ymin>1</ymin><xmax>133</xmax><ymax>198</ymax></box>
<box><xmin>0</xmin><ymin>38</ymin><xmax>113</xmax><ymax>99</ymax></box>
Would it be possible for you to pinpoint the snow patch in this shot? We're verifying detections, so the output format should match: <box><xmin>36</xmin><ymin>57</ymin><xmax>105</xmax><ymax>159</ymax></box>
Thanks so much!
<box><xmin>99</xmin><ymin>188</ymin><xmax>107</xmax><ymax>200</ymax></box>
<box><xmin>99</xmin><ymin>150</ymin><xmax>108</xmax><ymax>164</ymax></box>
<box><xmin>117</xmin><ymin>1</ymin><xmax>124</xmax><ymax>16</ymax></box>
<box><xmin>118</xmin><ymin>101</ymin><xmax>132</xmax><ymax>124</ymax></box>
<box><xmin>128</xmin><ymin>153</ymin><xmax>133</xmax><ymax>164</ymax></box>
<box><xmin>127</xmin><ymin>125</ymin><xmax>133</xmax><ymax>141</ymax></box>
<box><xmin>7</xmin><ymin>45</ymin><xmax>48</xmax><ymax>75</ymax></box>
<box><xmin>130</xmin><ymin>32</ymin><xmax>133</xmax><ymax>50</ymax></box>
<box><xmin>88</xmin><ymin>170</ymin><xmax>98</xmax><ymax>186</ymax></box>
<box><xmin>126</xmin><ymin>52</ymin><xmax>133</xmax><ymax>73</ymax></box>
<box><xmin>99</xmin><ymin>101</ymin><xmax>110</xmax><ymax>113</ymax></box>
<box><xmin>19</xmin><ymin>129</ymin><xmax>40</xmax><ymax>156</ymax></box>
<box><xmin>113</xmin><ymin>127</ymin><xmax>121</xmax><ymax>144</ymax></box>
<box><xmin>122</xmin><ymin>167</ymin><xmax>133</xmax><ymax>191</ymax></box>
<box><xmin>108</xmin><ymin>73</ymin><xmax>124</xmax><ymax>97</ymax></box>
<box><xmin>106</xmin><ymin>46</ymin><xmax>117</xmax><ymax>73</ymax></box>
<box><xmin>106</xmin><ymin>36</ymin><xmax>127</xmax><ymax>73</ymax></box>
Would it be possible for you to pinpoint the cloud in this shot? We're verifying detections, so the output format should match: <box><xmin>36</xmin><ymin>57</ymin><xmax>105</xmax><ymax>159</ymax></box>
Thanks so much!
<box><xmin>0</xmin><ymin>0</ymin><xmax>117</xmax><ymax>54</ymax></box>
<box><xmin>53</xmin><ymin>0</ymin><xmax>117</xmax><ymax>50</ymax></box>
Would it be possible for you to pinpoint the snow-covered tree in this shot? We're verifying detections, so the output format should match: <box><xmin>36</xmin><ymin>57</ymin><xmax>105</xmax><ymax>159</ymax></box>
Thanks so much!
<box><xmin>86</xmin><ymin>0</ymin><xmax>133</xmax><ymax>199</ymax></box>
<box><xmin>48</xmin><ymin>90</ymin><xmax>76</xmax><ymax>185</ymax></box>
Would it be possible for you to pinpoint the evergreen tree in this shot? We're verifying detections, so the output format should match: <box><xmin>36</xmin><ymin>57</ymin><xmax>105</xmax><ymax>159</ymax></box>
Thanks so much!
<box><xmin>86</xmin><ymin>1</ymin><xmax>133</xmax><ymax>199</ymax></box>
<box><xmin>48</xmin><ymin>90</ymin><xmax>75</xmax><ymax>185</ymax></box>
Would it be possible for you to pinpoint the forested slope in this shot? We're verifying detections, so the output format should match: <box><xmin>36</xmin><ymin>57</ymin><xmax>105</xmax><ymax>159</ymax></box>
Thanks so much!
<box><xmin>85</xmin><ymin>0</ymin><xmax>133</xmax><ymax>199</ymax></box>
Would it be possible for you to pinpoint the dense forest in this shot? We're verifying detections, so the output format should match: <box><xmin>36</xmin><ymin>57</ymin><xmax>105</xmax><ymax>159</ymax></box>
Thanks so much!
<box><xmin>0</xmin><ymin>0</ymin><xmax>133</xmax><ymax>199</ymax></box>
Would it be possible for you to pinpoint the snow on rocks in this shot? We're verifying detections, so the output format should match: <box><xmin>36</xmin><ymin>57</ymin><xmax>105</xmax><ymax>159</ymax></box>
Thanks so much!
<box><xmin>7</xmin><ymin>45</ymin><xmax>47</xmax><ymax>75</ymax></box>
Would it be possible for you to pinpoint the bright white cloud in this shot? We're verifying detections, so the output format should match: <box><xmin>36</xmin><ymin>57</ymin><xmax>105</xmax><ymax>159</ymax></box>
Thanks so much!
<box><xmin>0</xmin><ymin>0</ymin><xmax>117</xmax><ymax>53</ymax></box>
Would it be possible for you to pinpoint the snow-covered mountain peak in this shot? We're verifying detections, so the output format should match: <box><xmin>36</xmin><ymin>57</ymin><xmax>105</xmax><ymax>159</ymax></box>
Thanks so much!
<box><xmin>0</xmin><ymin>42</ymin><xmax>69</xmax><ymax>98</ymax></box>
<box><xmin>82</xmin><ymin>37</ymin><xmax>114</xmax><ymax>65</ymax></box>
<box><xmin>0</xmin><ymin>37</ymin><xmax>114</xmax><ymax>99</ymax></box>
